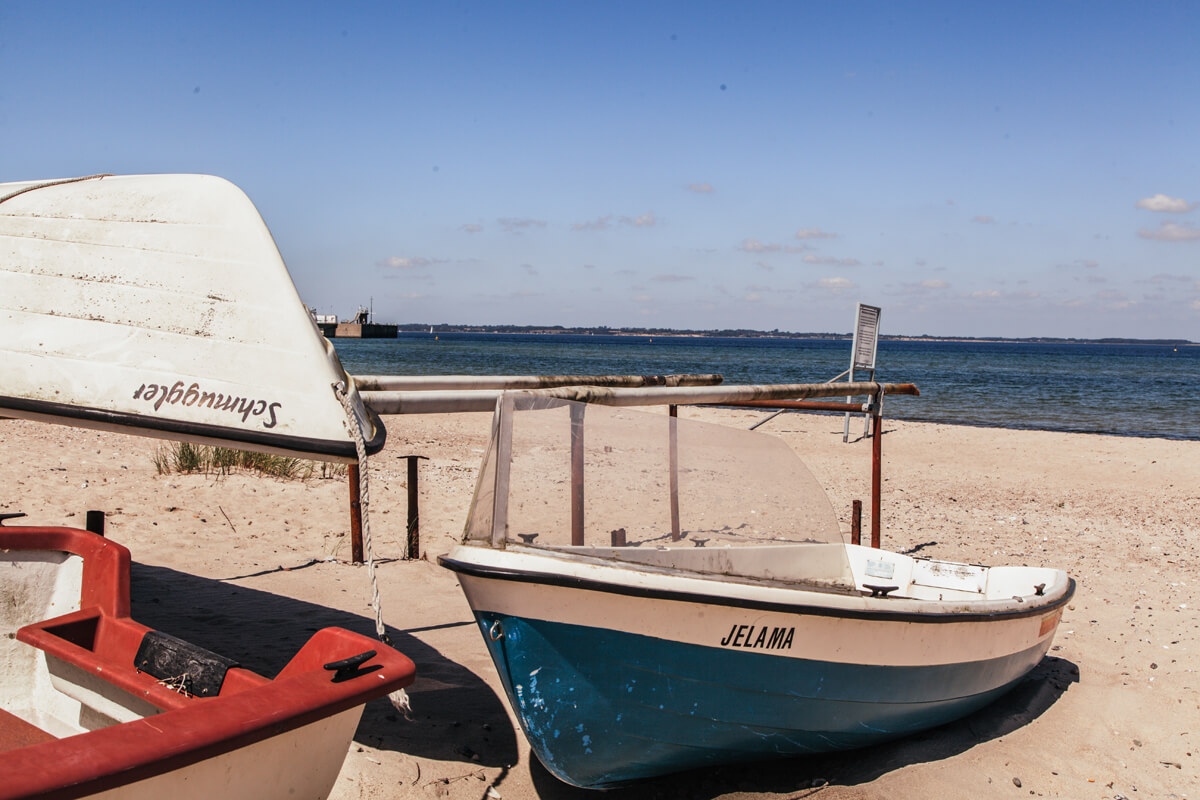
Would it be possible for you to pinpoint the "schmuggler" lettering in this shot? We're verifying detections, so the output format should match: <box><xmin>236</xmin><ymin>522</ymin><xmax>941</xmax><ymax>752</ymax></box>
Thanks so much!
<box><xmin>132</xmin><ymin>381</ymin><xmax>282</xmax><ymax>429</ymax></box>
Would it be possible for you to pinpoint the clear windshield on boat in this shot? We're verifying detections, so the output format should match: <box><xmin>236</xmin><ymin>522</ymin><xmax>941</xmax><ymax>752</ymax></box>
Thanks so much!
<box><xmin>464</xmin><ymin>394</ymin><xmax>847</xmax><ymax>558</ymax></box>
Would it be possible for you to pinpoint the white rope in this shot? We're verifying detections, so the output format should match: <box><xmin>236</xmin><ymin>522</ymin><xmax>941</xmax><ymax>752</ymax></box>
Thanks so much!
<box><xmin>333</xmin><ymin>381</ymin><xmax>412</xmax><ymax>718</ymax></box>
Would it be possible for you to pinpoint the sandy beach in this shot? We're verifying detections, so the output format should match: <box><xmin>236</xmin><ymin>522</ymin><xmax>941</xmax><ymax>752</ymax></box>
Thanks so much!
<box><xmin>2</xmin><ymin>407</ymin><xmax>1196</xmax><ymax>799</ymax></box>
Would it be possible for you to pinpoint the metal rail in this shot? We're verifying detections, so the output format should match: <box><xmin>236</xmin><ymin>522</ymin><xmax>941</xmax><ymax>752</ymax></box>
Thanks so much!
<box><xmin>352</xmin><ymin>373</ymin><xmax>723</xmax><ymax>392</ymax></box>
<box><xmin>361</xmin><ymin>381</ymin><xmax>919</xmax><ymax>415</ymax></box>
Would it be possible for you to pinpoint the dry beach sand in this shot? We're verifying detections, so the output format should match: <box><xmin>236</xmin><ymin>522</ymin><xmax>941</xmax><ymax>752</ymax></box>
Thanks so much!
<box><xmin>1</xmin><ymin>407</ymin><xmax>1197</xmax><ymax>800</ymax></box>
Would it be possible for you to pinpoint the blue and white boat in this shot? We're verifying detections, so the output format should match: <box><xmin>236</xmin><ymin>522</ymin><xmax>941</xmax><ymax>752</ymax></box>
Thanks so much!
<box><xmin>440</xmin><ymin>393</ymin><xmax>1074</xmax><ymax>788</ymax></box>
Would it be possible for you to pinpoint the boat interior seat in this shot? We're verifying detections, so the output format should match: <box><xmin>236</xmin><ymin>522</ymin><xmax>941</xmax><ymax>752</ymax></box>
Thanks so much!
<box><xmin>17</xmin><ymin>608</ymin><xmax>268</xmax><ymax>716</ymax></box>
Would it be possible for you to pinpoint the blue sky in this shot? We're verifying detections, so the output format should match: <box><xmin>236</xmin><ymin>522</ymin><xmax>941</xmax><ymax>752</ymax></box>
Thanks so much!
<box><xmin>3</xmin><ymin>2</ymin><xmax>1197</xmax><ymax>339</ymax></box>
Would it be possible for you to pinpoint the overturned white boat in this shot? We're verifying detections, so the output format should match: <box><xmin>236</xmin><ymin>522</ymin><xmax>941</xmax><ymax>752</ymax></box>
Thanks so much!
<box><xmin>0</xmin><ymin>173</ymin><xmax>383</xmax><ymax>460</ymax></box>
<box><xmin>0</xmin><ymin>174</ymin><xmax>409</xmax><ymax>799</ymax></box>
<box><xmin>441</xmin><ymin>393</ymin><xmax>1074</xmax><ymax>788</ymax></box>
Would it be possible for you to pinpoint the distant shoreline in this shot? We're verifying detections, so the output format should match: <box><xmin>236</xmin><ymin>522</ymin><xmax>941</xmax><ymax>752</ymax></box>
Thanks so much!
<box><xmin>396</xmin><ymin>325</ymin><xmax>1195</xmax><ymax>347</ymax></box>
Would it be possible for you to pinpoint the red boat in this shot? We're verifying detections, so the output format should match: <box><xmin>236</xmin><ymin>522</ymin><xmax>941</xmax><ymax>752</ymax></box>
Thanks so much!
<box><xmin>0</xmin><ymin>523</ymin><xmax>415</xmax><ymax>800</ymax></box>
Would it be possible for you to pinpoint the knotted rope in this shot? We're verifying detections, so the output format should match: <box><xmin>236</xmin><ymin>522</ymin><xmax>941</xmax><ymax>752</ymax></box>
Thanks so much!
<box><xmin>333</xmin><ymin>381</ymin><xmax>412</xmax><ymax>718</ymax></box>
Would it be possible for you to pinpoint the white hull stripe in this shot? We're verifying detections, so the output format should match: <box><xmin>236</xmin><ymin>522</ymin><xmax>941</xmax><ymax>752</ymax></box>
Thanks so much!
<box><xmin>440</xmin><ymin>553</ymin><xmax>1073</xmax><ymax>624</ymax></box>
<box><xmin>453</xmin><ymin>569</ymin><xmax>1067</xmax><ymax>668</ymax></box>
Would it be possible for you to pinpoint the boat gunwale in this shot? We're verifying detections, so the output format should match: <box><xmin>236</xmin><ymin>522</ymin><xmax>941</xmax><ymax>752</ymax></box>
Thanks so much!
<box><xmin>0</xmin><ymin>394</ymin><xmax>385</xmax><ymax>461</ymax></box>
<box><xmin>438</xmin><ymin>550</ymin><xmax>1076</xmax><ymax>625</ymax></box>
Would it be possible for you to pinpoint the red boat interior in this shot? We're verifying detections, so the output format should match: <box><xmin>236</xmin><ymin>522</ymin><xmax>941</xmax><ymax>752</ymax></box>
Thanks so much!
<box><xmin>0</xmin><ymin>524</ymin><xmax>417</xmax><ymax>798</ymax></box>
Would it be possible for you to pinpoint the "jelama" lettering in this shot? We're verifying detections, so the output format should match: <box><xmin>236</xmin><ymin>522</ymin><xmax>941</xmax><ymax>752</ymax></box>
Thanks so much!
<box><xmin>719</xmin><ymin>623</ymin><xmax>794</xmax><ymax>650</ymax></box>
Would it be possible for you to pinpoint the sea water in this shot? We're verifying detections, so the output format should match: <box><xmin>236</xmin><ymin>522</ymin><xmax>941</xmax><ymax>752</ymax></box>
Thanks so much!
<box><xmin>333</xmin><ymin>334</ymin><xmax>1199</xmax><ymax>441</ymax></box>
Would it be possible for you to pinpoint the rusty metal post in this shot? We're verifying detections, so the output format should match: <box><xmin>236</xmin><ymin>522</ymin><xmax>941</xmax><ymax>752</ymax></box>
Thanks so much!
<box><xmin>348</xmin><ymin>462</ymin><xmax>364</xmax><ymax>564</ymax></box>
<box><xmin>611</xmin><ymin>528</ymin><xmax>627</xmax><ymax>547</ymax></box>
<box><xmin>570</xmin><ymin>402</ymin><xmax>585</xmax><ymax>546</ymax></box>
<box><xmin>669</xmin><ymin>405</ymin><xmax>681</xmax><ymax>541</ymax></box>
<box><xmin>850</xmin><ymin>500</ymin><xmax>861</xmax><ymax>546</ymax></box>
<box><xmin>405</xmin><ymin>455</ymin><xmax>428</xmax><ymax>559</ymax></box>
<box><xmin>86</xmin><ymin>510</ymin><xmax>105</xmax><ymax>537</ymax></box>
<box><xmin>871</xmin><ymin>406</ymin><xmax>882</xmax><ymax>549</ymax></box>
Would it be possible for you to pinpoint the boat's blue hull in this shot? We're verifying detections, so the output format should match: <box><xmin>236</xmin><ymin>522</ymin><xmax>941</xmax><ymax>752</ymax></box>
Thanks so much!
<box><xmin>476</xmin><ymin>610</ymin><xmax>1043</xmax><ymax>788</ymax></box>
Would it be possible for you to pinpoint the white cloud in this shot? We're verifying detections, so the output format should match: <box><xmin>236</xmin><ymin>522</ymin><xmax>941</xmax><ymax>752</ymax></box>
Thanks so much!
<box><xmin>1097</xmin><ymin>289</ymin><xmax>1133</xmax><ymax>310</ymax></box>
<box><xmin>632</xmin><ymin>294</ymin><xmax>653</xmax><ymax>303</ymax></box>
<box><xmin>498</xmin><ymin>217</ymin><xmax>547</xmax><ymax>233</ymax></box>
<box><xmin>379</xmin><ymin>256</ymin><xmax>432</xmax><ymax>269</ymax></box>
<box><xmin>795</xmin><ymin>227</ymin><xmax>836</xmax><ymax>239</ymax></box>
<box><xmin>1138</xmin><ymin>221</ymin><xmax>1200</xmax><ymax>241</ymax></box>
<box><xmin>460</xmin><ymin>223</ymin><xmax>483</xmax><ymax>233</ymax></box>
<box><xmin>971</xmin><ymin>215</ymin><xmax>995</xmax><ymax>224</ymax></box>
<box><xmin>739</xmin><ymin>238</ymin><xmax>780</xmax><ymax>253</ymax></box>
<box><xmin>755</xmin><ymin>261</ymin><xmax>774</xmax><ymax>271</ymax></box>
<box><xmin>1055</xmin><ymin>289</ymin><xmax>1149</xmax><ymax>311</ymax></box>
<box><xmin>803</xmin><ymin>254</ymin><xmax>862</xmax><ymax>267</ymax></box>
<box><xmin>816</xmin><ymin>277</ymin><xmax>855</xmax><ymax>292</ymax></box>
<box><xmin>971</xmin><ymin>289</ymin><xmax>1001</xmax><ymax>298</ymax></box>
<box><xmin>920</xmin><ymin>279</ymin><xmax>949</xmax><ymax>289</ymax></box>
<box><xmin>1056</xmin><ymin>258</ymin><xmax>1100</xmax><ymax>271</ymax></box>
<box><xmin>1136</xmin><ymin>194</ymin><xmax>1196</xmax><ymax>213</ymax></box>
<box><xmin>576</xmin><ymin>212</ymin><xmax>657</xmax><ymax>229</ymax></box>
<box><xmin>687</xmin><ymin>183</ymin><xmax>714</xmax><ymax>193</ymax></box>
<box><xmin>620</xmin><ymin>212</ymin><xmax>657</xmax><ymax>228</ymax></box>
<box><xmin>652</xmin><ymin>274</ymin><xmax>694</xmax><ymax>283</ymax></box>
<box><xmin>573</xmin><ymin>215</ymin><xmax>612</xmax><ymax>231</ymax></box>
<box><xmin>1192</xmin><ymin>299</ymin><xmax>1200</xmax><ymax>311</ymax></box>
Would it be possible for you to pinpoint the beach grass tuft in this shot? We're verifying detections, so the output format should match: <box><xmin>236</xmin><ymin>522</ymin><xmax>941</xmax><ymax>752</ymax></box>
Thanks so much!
<box><xmin>153</xmin><ymin>442</ymin><xmax>345</xmax><ymax>480</ymax></box>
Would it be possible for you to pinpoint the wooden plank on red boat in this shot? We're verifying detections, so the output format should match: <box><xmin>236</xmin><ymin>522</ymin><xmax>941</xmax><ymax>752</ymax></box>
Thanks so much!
<box><xmin>0</xmin><ymin>709</ymin><xmax>54</xmax><ymax>752</ymax></box>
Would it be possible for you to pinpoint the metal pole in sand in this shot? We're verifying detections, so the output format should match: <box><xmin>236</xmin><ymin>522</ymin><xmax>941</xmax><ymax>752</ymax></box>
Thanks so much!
<box><xmin>870</xmin><ymin>391</ymin><xmax>883</xmax><ymax>549</ymax></box>
<box><xmin>405</xmin><ymin>455</ymin><xmax>428</xmax><ymax>559</ymax></box>
<box><xmin>348</xmin><ymin>463</ymin><xmax>364</xmax><ymax>563</ymax></box>
<box><xmin>570</xmin><ymin>403</ymin><xmax>586</xmax><ymax>546</ymax></box>
<box><xmin>669</xmin><ymin>405</ymin><xmax>681</xmax><ymax>541</ymax></box>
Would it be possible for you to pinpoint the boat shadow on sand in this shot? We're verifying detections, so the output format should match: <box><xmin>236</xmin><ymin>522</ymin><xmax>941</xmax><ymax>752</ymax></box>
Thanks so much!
<box><xmin>129</xmin><ymin>562</ymin><xmax>519</xmax><ymax>769</ymax></box>
<box><xmin>527</xmin><ymin>655</ymin><xmax>1080</xmax><ymax>799</ymax></box>
<box><xmin>128</xmin><ymin>562</ymin><xmax>1078</xmax><ymax>798</ymax></box>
